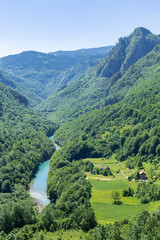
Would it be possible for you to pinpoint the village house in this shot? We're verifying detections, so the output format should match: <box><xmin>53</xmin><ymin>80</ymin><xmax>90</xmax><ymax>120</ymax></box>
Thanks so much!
<box><xmin>139</xmin><ymin>171</ymin><xmax>147</xmax><ymax>180</ymax></box>
<box><xmin>102</xmin><ymin>166</ymin><xmax>110</xmax><ymax>170</ymax></box>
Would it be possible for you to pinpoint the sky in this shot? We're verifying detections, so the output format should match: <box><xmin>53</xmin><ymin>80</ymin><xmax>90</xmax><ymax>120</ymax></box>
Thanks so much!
<box><xmin>0</xmin><ymin>0</ymin><xmax>160</xmax><ymax>57</ymax></box>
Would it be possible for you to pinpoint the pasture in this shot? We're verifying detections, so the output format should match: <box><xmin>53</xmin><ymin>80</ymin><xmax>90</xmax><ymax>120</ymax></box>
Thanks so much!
<box><xmin>84</xmin><ymin>157</ymin><xmax>160</xmax><ymax>224</ymax></box>
<box><xmin>38</xmin><ymin>230</ymin><xmax>87</xmax><ymax>240</ymax></box>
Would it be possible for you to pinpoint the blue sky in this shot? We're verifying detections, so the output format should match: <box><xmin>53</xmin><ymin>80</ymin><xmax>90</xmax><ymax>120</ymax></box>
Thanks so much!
<box><xmin>0</xmin><ymin>0</ymin><xmax>160</xmax><ymax>57</ymax></box>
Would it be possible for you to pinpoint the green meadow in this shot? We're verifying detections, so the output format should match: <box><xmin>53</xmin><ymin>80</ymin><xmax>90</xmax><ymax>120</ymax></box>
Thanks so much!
<box><xmin>84</xmin><ymin>157</ymin><xmax>160</xmax><ymax>224</ymax></box>
<box><xmin>38</xmin><ymin>230</ymin><xmax>87</xmax><ymax>240</ymax></box>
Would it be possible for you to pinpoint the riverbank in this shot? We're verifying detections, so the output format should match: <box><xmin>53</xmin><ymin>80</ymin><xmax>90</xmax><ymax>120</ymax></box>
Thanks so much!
<box><xmin>34</xmin><ymin>198</ymin><xmax>45</xmax><ymax>212</ymax></box>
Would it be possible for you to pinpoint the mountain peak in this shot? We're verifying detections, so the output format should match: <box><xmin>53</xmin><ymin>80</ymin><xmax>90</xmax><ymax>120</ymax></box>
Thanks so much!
<box><xmin>97</xmin><ymin>27</ymin><xmax>160</xmax><ymax>77</ymax></box>
<box><xmin>134</xmin><ymin>27</ymin><xmax>152</xmax><ymax>34</ymax></box>
<box><xmin>133</xmin><ymin>27</ymin><xmax>152</xmax><ymax>36</ymax></box>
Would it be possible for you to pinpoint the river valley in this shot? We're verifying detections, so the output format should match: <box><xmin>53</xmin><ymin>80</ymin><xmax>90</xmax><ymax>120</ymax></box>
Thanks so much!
<box><xmin>30</xmin><ymin>136</ymin><xmax>61</xmax><ymax>208</ymax></box>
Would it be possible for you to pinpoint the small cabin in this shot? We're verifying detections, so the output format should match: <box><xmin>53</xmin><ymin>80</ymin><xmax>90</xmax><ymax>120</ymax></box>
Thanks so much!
<box><xmin>139</xmin><ymin>171</ymin><xmax>147</xmax><ymax>180</ymax></box>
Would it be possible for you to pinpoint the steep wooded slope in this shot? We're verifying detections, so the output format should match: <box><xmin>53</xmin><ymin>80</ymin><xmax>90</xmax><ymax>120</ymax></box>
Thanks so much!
<box><xmin>37</xmin><ymin>27</ymin><xmax>160</xmax><ymax>123</ymax></box>
<box><xmin>54</xmin><ymin>44</ymin><xmax>160</xmax><ymax>165</ymax></box>
<box><xmin>97</xmin><ymin>27</ymin><xmax>160</xmax><ymax>77</ymax></box>
<box><xmin>0</xmin><ymin>77</ymin><xmax>58</xmax><ymax>193</ymax></box>
<box><xmin>0</xmin><ymin>73</ymin><xmax>59</xmax><ymax>234</ymax></box>
<box><xmin>0</xmin><ymin>47</ymin><xmax>112</xmax><ymax>106</ymax></box>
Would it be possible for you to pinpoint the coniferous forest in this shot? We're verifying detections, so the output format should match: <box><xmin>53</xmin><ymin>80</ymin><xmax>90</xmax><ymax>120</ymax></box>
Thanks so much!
<box><xmin>1</xmin><ymin>27</ymin><xmax>160</xmax><ymax>239</ymax></box>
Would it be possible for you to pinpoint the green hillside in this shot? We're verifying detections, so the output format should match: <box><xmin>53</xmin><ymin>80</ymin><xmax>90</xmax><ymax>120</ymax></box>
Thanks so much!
<box><xmin>0</xmin><ymin>80</ymin><xmax>58</xmax><ymax>190</ymax></box>
<box><xmin>0</xmin><ymin>47</ymin><xmax>112</xmax><ymax>106</ymax></box>
<box><xmin>54</xmin><ymin>43</ymin><xmax>160</xmax><ymax>165</ymax></box>
<box><xmin>97</xmin><ymin>27</ymin><xmax>160</xmax><ymax>77</ymax></box>
<box><xmin>37</xmin><ymin>27</ymin><xmax>160</xmax><ymax>123</ymax></box>
<box><xmin>0</xmin><ymin>75</ymin><xmax>59</xmax><ymax>234</ymax></box>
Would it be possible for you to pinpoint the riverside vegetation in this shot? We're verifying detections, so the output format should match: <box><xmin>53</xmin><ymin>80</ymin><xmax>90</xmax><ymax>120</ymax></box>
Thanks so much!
<box><xmin>1</xmin><ymin>27</ymin><xmax>160</xmax><ymax>239</ymax></box>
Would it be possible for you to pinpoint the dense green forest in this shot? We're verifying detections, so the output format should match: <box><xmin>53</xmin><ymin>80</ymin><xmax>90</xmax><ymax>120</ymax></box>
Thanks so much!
<box><xmin>0</xmin><ymin>79</ymin><xmax>58</xmax><ymax>236</ymax></box>
<box><xmin>54</xmin><ymin>44</ymin><xmax>160</xmax><ymax>166</ymax></box>
<box><xmin>0</xmin><ymin>47</ymin><xmax>112</xmax><ymax>106</ymax></box>
<box><xmin>36</xmin><ymin>27</ymin><xmax>160</xmax><ymax>123</ymax></box>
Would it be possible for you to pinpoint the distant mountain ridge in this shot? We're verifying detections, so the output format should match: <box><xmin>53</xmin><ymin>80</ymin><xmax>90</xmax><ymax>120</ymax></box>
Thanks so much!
<box><xmin>52</xmin><ymin>46</ymin><xmax>113</xmax><ymax>56</ymax></box>
<box><xmin>0</xmin><ymin>46</ymin><xmax>112</xmax><ymax>106</ymax></box>
<box><xmin>36</xmin><ymin>27</ymin><xmax>160</xmax><ymax>123</ymax></box>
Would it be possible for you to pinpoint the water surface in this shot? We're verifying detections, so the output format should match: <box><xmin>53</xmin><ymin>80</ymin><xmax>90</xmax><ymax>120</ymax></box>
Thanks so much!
<box><xmin>30</xmin><ymin>160</ymin><xmax>50</xmax><ymax>205</ymax></box>
<box><xmin>30</xmin><ymin>136</ymin><xmax>60</xmax><ymax>205</ymax></box>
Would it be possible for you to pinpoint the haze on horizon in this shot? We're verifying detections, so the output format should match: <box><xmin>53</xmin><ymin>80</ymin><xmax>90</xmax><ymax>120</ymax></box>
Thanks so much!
<box><xmin>0</xmin><ymin>0</ymin><xmax>160</xmax><ymax>57</ymax></box>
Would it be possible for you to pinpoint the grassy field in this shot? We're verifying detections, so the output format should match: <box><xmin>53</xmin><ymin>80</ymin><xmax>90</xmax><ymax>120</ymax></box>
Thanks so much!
<box><xmin>84</xmin><ymin>156</ymin><xmax>160</xmax><ymax>224</ymax></box>
<box><xmin>34</xmin><ymin>230</ymin><xmax>87</xmax><ymax>240</ymax></box>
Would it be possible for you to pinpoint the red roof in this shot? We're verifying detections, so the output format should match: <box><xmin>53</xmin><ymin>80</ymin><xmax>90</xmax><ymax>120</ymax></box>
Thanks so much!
<box><xmin>102</xmin><ymin>166</ymin><xmax>109</xmax><ymax>169</ymax></box>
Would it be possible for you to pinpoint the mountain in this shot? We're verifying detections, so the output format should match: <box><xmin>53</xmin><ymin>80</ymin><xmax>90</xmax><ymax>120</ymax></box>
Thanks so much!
<box><xmin>0</xmin><ymin>46</ymin><xmax>112</xmax><ymax>106</ymax></box>
<box><xmin>97</xmin><ymin>27</ymin><xmax>160</xmax><ymax>77</ymax></box>
<box><xmin>54</xmin><ymin>43</ymin><xmax>160</xmax><ymax>164</ymax></box>
<box><xmin>36</xmin><ymin>27</ymin><xmax>160</xmax><ymax>123</ymax></box>
<box><xmin>0</xmin><ymin>80</ymin><xmax>57</xmax><ymax>135</ymax></box>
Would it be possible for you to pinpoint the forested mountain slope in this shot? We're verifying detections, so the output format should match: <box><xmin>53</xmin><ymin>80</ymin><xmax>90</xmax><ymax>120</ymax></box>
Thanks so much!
<box><xmin>0</xmin><ymin>80</ymin><xmax>58</xmax><ymax>190</ymax></box>
<box><xmin>97</xmin><ymin>27</ymin><xmax>160</xmax><ymax>77</ymax></box>
<box><xmin>54</xmin><ymin>44</ymin><xmax>160</xmax><ymax>165</ymax></box>
<box><xmin>0</xmin><ymin>47</ymin><xmax>112</xmax><ymax>106</ymax></box>
<box><xmin>0</xmin><ymin>76</ymin><xmax>59</xmax><ymax>234</ymax></box>
<box><xmin>36</xmin><ymin>27</ymin><xmax>160</xmax><ymax>124</ymax></box>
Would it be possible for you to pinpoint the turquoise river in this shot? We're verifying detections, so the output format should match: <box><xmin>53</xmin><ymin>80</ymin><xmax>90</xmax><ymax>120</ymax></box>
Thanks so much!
<box><xmin>30</xmin><ymin>136</ymin><xmax>61</xmax><ymax>206</ymax></box>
